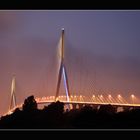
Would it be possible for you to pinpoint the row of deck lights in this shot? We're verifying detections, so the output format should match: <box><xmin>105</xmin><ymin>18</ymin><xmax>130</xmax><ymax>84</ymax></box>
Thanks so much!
<box><xmin>92</xmin><ymin>94</ymin><xmax>136</xmax><ymax>103</ymax></box>
<box><xmin>35</xmin><ymin>94</ymin><xmax>136</xmax><ymax>103</ymax></box>
<box><xmin>92</xmin><ymin>94</ymin><xmax>135</xmax><ymax>98</ymax></box>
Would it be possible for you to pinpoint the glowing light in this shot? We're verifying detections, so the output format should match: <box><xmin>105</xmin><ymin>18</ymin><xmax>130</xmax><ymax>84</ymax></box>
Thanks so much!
<box><xmin>100</xmin><ymin>95</ymin><xmax>103</xmax><ymax>98</ymax></box>
<box><xmin>108</xmin><ymin>95</ymin><xmax>112</xmax><ymax>98</ymax></box>
<box><xmin>131</xmin><ymin>94</ymin><xmax>135</xmax><ymax>104</ymax></box>
<box><xmin>117</xmin><ymin>94</ymin><xmax>124</xmax><ymax>104</ymax></box>
<box><xmin>50</xmin><ymin>96</ymin><xmax>53</xmax><ymax>99</ymax></box>
<box><xmin>42</xmin><ymin>97</ymin><xmax>46</xmax><ymax>100</ymax></box>
<box><xmin>92</xmin><ymin>95</ymin><xmax>95</xmax><ymax>98</ymax></box>
<box><xmin>35</xmin><ymin>98</ymin><xmax>39</xmax><ymax>101</ymax></box>
<box><xmin>131</xmin><ymin>94</ymin><xmax>135</xmax><ymax>98</ymax></box>
<box><xmin>118</xmin><ymin>94</ymin><xmax>121</xmax><ymax>98</ymax></box>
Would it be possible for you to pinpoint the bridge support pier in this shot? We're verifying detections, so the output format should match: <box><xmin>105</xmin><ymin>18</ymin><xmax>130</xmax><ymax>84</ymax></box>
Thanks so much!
<box><xmin>78</xmin><ymin>104</ymin><xmax>83</xmax><ymax>109</ymax></box>
<box><xmin>92</xmin><ymin>105</ymin><xmax>99</xmax><ymax>110</ymax></box>
<box><xmin>133</xmin><ymin>106</ymin><xmax>140</xmax><ymax>110</ymax></box>
<box><xmin>70</xmin><ymin>104</ymin><xmax>84</xmax><ymax>110</ymax></box>
<box><xmin>123</xmin><ymin>106</ymin><xmax>131</xmax><ymax>112</ymax></box>
<box><xmin>72</xmin><ymin>104</ymin><xmax>76</xmax><ymax>110</ymax></box>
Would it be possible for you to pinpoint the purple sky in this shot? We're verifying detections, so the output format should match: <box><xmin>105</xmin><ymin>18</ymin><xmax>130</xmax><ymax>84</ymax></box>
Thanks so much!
<box><xmin>0</xmin><ymin>10</ymin><xmax>140</xmax><ymax>115</ymax></box>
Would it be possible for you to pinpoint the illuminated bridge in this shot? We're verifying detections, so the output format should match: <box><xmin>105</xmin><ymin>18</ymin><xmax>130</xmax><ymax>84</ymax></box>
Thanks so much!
<box><xmin>5</xmin><ymin>28</ymin><xmax>140</xmax><ymax>116</ymax></box>
<box><xmin>7</xmin><ymin>94</ymin><xmax>140</xmax><ymax>116</ymax></box>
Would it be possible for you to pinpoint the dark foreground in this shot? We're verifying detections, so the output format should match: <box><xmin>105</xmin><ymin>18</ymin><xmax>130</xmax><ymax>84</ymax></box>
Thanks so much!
<box><xmin>0</xmin><ymin>95</ymin><xmax>140</xmax><ymax>129</ymax></box>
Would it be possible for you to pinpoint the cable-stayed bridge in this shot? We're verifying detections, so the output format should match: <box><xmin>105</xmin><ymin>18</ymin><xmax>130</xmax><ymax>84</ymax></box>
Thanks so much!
<box><xmin>5</xmin><ymin>28</ymin><xmax>140</xmax><ymax>116</ymax></box>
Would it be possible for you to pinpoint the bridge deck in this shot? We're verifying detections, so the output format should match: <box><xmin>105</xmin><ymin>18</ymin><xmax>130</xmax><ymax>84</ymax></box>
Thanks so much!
<box><xmin>37</xmin><ymin>100</ymin><xmax>140</xmax><ymax>107</ymax></box>
<box><xmin>4</xmin><ymin>97</ymin><xmax>140</xmax><ymax>117</ymax></box>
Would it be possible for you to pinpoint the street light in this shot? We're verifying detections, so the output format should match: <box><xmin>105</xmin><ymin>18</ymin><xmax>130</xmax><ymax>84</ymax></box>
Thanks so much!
<box><xmin>92</xmin><ymin>95</ymin><xmax>96</xmax><ymax>102</ymax></box>
<box><xmin>131</xmin><ymin>94</ymin><xmax>135</xmax><ymax>104</ymax></box>
<box><xmin>98</xmin><ymin>94</ymin><xmax>104</xmax><ymax>103</ymax></box>
<box><xmin>108</xmin><ymin>94</ymin><xmax>112</xmax><ymax>103</ymax></box>
<box><xmin>117</xmin><ymin>94</ymin><xmax>123</xmax><ymax>104</ymax></box>
<box><xmin>92</xmin><ymin>95</ymin><xmax>95</xmax><ymax>98</ymax></box>
<box><xmin>71</xmin><ymin>95</ymin><xmax>73</xmax><ymax>98</ymax></box>
<box><xmin>100</xmin><ymin>95</ymin><xmax>103</xmax><ymax>98</ymax></box>
<box><xmin>79</xmin><ymin>95</ymin><xmax>82</xmax><ymax>102</ymax></box>
<box><xmin>118</xmin><ymin>94</ymin><xmax>121</xmax><ymax>98</ymax></box>
<box><xmin>108</xmin><ymin>94</ymin><xmax>112</xmax><ymax>98</ymax></box>
<box><xmin>131</xmin><ymin>94</ymin><xmax>135</xmax><ymax>98</ymax></box>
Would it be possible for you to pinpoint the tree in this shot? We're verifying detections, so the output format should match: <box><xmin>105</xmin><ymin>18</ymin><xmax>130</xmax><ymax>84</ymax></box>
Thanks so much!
<box><xmin>22</xmin><ymin>95</ymin><xmax>37</xmax><ymax>112</ymax></box>
<box><xmin>98</xmin><ymin>104</ymin><xmax>117</xmax><ymax>115</ymax></box>
<box><xmin>44</xmin><ymin>101</ymin><xmax>64</xmax><ymax>115</ymax></box>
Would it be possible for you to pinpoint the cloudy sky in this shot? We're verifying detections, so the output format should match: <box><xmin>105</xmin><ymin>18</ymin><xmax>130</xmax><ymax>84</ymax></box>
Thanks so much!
<box><xmin>0</xmin><ymin>10</ymin><xmax>140</xmax><ymax>115</ymax></box>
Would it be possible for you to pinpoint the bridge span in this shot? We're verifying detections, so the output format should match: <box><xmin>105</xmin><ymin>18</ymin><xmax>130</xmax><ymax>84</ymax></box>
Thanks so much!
<box><xmin>5</xmin><ymin>29</ymin><xmax>140</xmax><ymax>116</ymax></box>
<box><xmin>5</xmin><ymin>95</ymin><xmax>140</xmax><ymax>116</ymax></box>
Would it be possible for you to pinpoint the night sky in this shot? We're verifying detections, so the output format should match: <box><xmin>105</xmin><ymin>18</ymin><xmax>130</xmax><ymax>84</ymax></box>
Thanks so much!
<box><xmin>0</xmin><ymin>10</ymin><xmax>140</xmax><ymax>115</ymax></box>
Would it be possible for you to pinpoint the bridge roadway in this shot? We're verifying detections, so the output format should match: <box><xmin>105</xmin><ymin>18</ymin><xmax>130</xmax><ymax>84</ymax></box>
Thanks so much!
<box><xmin>37</xmin><ymin>100</ymin><xmax>140</xmax><ymax>107</ymax></box>
<box><xmin>9</xmin><ymin>99</ymin><xmax>140</xmax><ymax>112</ymax></box>
<box><xmin>5</xmin><ymin>97</ymin><xmax>140</xmax><ymax>116</ymax></box>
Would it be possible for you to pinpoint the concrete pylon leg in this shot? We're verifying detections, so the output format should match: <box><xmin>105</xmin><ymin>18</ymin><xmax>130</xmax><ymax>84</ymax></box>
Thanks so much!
<box><xmin>55</xmin><ymin>63</ymin><xmax>63</xmax><ymax>101</ymax></box>
<box><xmin>55</xmin><ymin>29</ymin><xmax>71</xmax><ymax>103</ymax></box>
<box><xmin>72</xmin><ymin>104</ymin><xmax>76</xmax><ymax>110</ymax></box>
<box><xmin>9</xmin><ymin>75</ymin><xmax>16</xmax><ymax>111</ymax></box>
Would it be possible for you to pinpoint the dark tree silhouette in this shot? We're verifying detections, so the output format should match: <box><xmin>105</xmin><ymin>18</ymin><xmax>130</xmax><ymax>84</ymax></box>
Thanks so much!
<box><xmin>98</xmin><ymin>104</ymin><xmax>117</xmax><ymax>115</ymax></box>
<box><xmin>1</xmin><ymin>95</ymin><xmax>140</xmax><ymax>129</ymax></box>
<box><xmin>43</xmin><ymin>101</ymin><xmax>64</xmax><ymax>117</ymax></box>
<box><xmin>22</xmin><ymin>95</ymin><xmax>37</xmax><ymax>112</ymax></box>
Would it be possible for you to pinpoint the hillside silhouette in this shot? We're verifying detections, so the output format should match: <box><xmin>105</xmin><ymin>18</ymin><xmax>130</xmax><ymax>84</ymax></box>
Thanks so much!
<box><xmin>0</xmin><ymin>95</ymin><xmax>140</xmax><ymax>129</ymax></box>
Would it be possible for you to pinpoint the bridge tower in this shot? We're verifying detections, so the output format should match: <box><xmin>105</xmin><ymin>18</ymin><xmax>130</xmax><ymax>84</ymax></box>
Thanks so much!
<box><xmin>9</xmin><ymin>75</ymin><xmax>16</xmax><ymax>111</ymax></box>
<box><xmin>55</xmin><ymin>28</ymin><xmax>71</xmax><ymax>102</ymax></box>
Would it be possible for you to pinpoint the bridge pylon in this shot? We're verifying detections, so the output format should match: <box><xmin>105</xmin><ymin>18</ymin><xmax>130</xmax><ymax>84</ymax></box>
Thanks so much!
<box><xmin>55</xmin><ymin>28</ymin><xmax>71</xmax><ymax>102</ymax></box>
<box><xmin>9</xmin><ymin>75</ymin><xmax>16</xmax><ymax>111</ymax></box>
